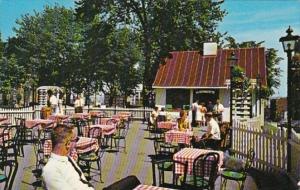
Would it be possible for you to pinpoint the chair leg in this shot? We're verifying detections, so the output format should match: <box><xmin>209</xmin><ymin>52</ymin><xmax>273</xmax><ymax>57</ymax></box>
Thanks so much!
<box><xmin>151</xmin><ymin>161</ymin><xmax>156</xmax><ymax>186</ymax></box>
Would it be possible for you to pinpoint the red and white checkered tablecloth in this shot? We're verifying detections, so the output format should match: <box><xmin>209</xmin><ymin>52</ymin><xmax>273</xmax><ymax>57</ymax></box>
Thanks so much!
<box><xmin>43</xmin><ymin>137</ymin><xmax>99</xmax><ymax>161</ymax></box>
<box><xmin>133</xmin><ymin>184</ymin><xmax>175</xmax><ymax>190</ymax></box>
<box><xmin>82</xmin><ymin>124</ymin><xmax>116</xmax><ymax>137</ymax></box>
<box><xmin>48</xmin><ymin>115</ymin><xmax>69</xmax><ymax>122</ymax></box>
<box><xmin>0</xmin><ymin>128</ymin><xmax>11</xmax><ymax>146</ymax></box>
<box><xmin>100</xmin><ymin>117</ymin><xmax>121</xmax><ymax>125</ymax></box>
<box><xmin>89</xmin><ymin>111</ymin><xmax>105</xmax><ymax>117</ymax></box>
<box><xmin>157</xmin><ymin>121</ymin><xmax>177</xmax><ymax>130</ymax></box>
<box><xmin>0</xmin><ymin>117</ymin><xmax>10</xmax><ymax>125</ymax></box>
<box><xmin>173</xmin><ymin>148</ymin><xmax>224</xmax><ymax>175</ymax></box>
<box><xmin>165</xmin><ymin>130</ymin><xmax>193</xmax><ymax>145</ymax></box>
<box><xmin>72</xmin><ymin>113</ymin><xmax>90</xmax><ymax>120</ymax></box>
<box><xmin>25</xmin><ymin>119</ymin><xmax>55</xmax><ymax>129</ymax></box>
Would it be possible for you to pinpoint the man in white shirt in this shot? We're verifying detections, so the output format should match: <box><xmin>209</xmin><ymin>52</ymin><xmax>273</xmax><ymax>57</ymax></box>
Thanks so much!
<box><xmin>213</xmin><ymin>99</ymin><xmax>224</xmax><ymax>122</ymax></box>
<box><xmin>191</xmin><ymin>112</ymin><xmax>221</xmax><ymax>149</ymax></box>
<box><xmin>42</xmin><ymin>125</ymin><xmax>94</xmax><ymax>190</ymax></box>
<box><xmin>48</xmin><ymin>90</ymin><xmax>58</xmax><ymax>114</ymax></box>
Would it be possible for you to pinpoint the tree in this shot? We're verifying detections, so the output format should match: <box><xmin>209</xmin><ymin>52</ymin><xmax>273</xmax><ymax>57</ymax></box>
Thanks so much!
<box><xmin>224</xmin><ymin>39</ymin><xmax>282</xmax><ymax>97</ymax></box>
<box><xmin>100</xmin><ymin>28</ymin><xmax>142</xmax><ymax>106</ymax></box>
<box><xmin>13</xmin><ymin>5</ymin><xmax>84</xmax><ymax>89</ymax></box>
<box><xmin>75</xmin><ymin>0</ymin><xmax>227</xmax><ymax>106</ymax></box>
<box><xmin>0</xmin><ymin>55</ymin><xmax>26</xmax><ymax>106</ymax></box>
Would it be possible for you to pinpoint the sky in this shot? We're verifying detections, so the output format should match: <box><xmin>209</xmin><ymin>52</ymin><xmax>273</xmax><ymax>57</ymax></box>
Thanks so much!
<box><xmin>0</xmin><ymin>0</ymin><xmax>300</xmax><ymax>97</ymax></box>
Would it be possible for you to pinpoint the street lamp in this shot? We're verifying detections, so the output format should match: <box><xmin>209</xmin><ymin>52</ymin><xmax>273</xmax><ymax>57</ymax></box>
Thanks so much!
<box><xmin>228</xmin><ymin>51</ymin><xmax>238</xmax><ymax>148</ymax></box>
<box><xmin>279</xmin><ymin>26</ymin><xmax>299</xmax><ymax>173</ymax></box>
<box><xmin>256</xmin><ymin>74</ymin><xmax>262</xmax><ymax>115</ymax></box>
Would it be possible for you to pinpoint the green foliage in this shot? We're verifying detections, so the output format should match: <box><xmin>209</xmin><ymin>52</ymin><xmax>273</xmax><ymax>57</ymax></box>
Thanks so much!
<box><xmin>75</xmin><ymin>0</ymin><xmax>227</xmax><ymax>105</ymax></box>
<box><xmin>13</xmin><ymin>5</ymin><xmax>84</xmax><ymax>89</ymax></box>
<box><xmin>224</xmin><ymin>40</ymin><xmax>282</xmax><ymax>98</ymax></box>
<box><xmin>0</xmin><ymin>55</ymin><xmax>25</xmax><ymax>94</ymax></box>
<box><xmin>231</xmin><ymin>66</ymin><xmax>250</xmax><ymax>98</ymax></box>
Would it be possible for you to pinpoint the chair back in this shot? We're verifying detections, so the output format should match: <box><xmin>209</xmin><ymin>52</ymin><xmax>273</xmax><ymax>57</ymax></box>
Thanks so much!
<box><xmin>0</xmin><ymin>160</ymin><xmax>18</xmax><ymax>190</ymax></box>
<box><xmin>103</xmin><ymin>175</ymin><xmax>141</xmax><ymax>190</ymax></box>
<box><xmin>193</xmin><ymin>152</ymin><xmax>220</xmax><ymax>187</ymax></box>
<box><xmin>106</xmin><ymin>118</ymin><xmax>118</xmax><ymax>126</ymax></box>
<box><xmin>88</xmin><ymin>127</ymin><xmax>102</xmax><ymax>139</ymax></box>
<box><xmin>244</xmin><ymin>148</ymin><xmax>255</xmax><ymax>171</ymax></box>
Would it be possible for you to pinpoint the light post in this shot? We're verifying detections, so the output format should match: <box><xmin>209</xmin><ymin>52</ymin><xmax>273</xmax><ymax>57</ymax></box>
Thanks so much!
<box><xmin>256</xmin><ymin>74</ymin><xmax>261</xmax><ymax>115</ymax></box>
<box><xmin>228</xmin><ymin>51</ymin><xmax>238</xmax><ymax>148</ymax></box>
<box><xmin>279</xmin><ymin>26</ymin><xmax>299</xmax><ymax>173</ymax></box>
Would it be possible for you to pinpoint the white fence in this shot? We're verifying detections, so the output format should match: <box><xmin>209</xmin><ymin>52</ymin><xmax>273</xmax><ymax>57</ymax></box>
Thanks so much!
<box><xmin>0</xmin><ymin>106</ymin><xmax>152</xmax><ymax>125</ymax></box>
<box><xmin>232</xmin><ymin>117</ymin><xmax>300</xmax><ymax>182</ymax></box>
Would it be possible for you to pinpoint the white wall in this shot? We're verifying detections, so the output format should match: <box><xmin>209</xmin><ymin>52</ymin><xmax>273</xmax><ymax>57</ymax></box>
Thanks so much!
<box><xmin>219</xmin><ymin>89</ymin><xmax>230</xmax><ymax>107</ymax></box>
<box><xmin>155</xmin><ymin>88</ymin><xmax>166</xmax><ymax>106</ymax></box>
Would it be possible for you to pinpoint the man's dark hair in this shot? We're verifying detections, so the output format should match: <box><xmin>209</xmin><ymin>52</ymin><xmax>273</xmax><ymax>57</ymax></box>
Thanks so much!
<box><xmin>51</xmin><ymin>124</ymin><xmax>73</xmax><ymax>148</ymax></box>
<box><xmin>47</xmin><ymin>89</ymin><xmax>53</xmax><ymax>96</ymax></box>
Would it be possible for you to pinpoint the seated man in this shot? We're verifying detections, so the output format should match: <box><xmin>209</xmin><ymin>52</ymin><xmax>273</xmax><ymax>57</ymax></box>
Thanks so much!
<box><xmin>191</xmin><ymin>112</ymin><xmax>221</xmax><ymax>150</ymax></box>
<box><xmin>42</xmin><ymin>124</ymin><xmax>94</xmax><ymax>190</ymax></box>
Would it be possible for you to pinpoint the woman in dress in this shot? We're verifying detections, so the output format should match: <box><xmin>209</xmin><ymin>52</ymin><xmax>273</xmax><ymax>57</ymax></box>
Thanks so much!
<box><xmin>198</xmin><ymin>102</ymin><xmax>207</xmax><ymax>127</ymax></box>
<box><xmin>178</xmin><ymin>110</ymin><xmax>190</xmax><ymax>131</ymax></box>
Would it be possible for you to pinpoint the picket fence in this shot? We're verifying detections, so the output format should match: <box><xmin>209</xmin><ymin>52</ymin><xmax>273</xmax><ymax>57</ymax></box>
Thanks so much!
<box><xmin>232</xmin><ymin>117</ymin><xmax>300</xmax><ymax>182</ymax></box>
<box><xmin>0</xmin><ymin>106</ymin><xmax>152</xmax><ymax>125</ymax></box>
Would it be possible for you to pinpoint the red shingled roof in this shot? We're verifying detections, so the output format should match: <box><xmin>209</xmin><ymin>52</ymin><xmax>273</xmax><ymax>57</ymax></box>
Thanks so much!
<box><xmin>152</xmin><ymin>47</ymin><xmax>267</xmax><ymax>88</ymax></box>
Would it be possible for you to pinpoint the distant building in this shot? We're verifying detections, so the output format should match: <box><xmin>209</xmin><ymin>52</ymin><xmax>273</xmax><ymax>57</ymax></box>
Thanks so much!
<box><xmin>270</xmin><ymin>97</ymin><xmax>287</xmax><ymax>122</ymax></box>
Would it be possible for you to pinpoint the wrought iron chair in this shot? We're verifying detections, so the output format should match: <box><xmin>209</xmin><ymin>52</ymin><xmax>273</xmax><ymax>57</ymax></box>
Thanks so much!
<box><xmin>0</xmin><ymin>160</ymin><xmax>18</xmax><ymax>190</ymax></box>
<box><xmin>220</xmin><ymin>148</ymin><xmax>255</xmax><ymax>190</ymax></box>
<box><xmin>154</xmin><ymin>159</ymin><xmax>188</xmax><ymax>189</ymax></box>
<box><xmin>14</xmin><ymin>118</ymin><xmax>27</xmax><ymax>156</ymax></box>
<box><xmin>112</xmin><ymin>119</ymin><xmax>129</xmax><ymax>153</ymax></box>
<box><xmin>0</xmin><ymin>125</ymin><xmax>19</xmax><ymax>163</ymax></box>
<box><xmin>148</xmin><ymin>140</ymin><xmax>178</xmax><ymax>186</ymax></box>
<box><xmin>78</xmin><ymin>127</ymin><xmax>105</xmax><ymax>182</ymax></box>
<box><xmin>183</xmin><ymin>152</ymin><xmax>220</xmax><ymax>190</ymax></box>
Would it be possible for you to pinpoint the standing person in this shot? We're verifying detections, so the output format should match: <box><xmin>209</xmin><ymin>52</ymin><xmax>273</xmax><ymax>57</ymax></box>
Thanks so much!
<box><xmin>199</xmin><ymin>102</ymin><xmax>207</xmax><ymax>126</ymax></box>
<box><xmin>207</xmin><ymin>101</ymin><xmax>214</xmax><ymax>112</ymax></box>
<box><xmin>48</xmin><ymin>90</ymin><xmax>58</xmax><ymax>115</ymax></box>
<box><xmin>213</xmin><ymin>99</ymin><xmax>224</xmax><ymax>122</ymax></box>
<box><xmin>74</xmin><ymin>95</ymin><xmax>83</xmax><ymax>113</ymax></box>
<box><xmin>191</xmin><ymin>100</ymin><xmax>199</xmax><ymax>127</ymax></box>
<box><xmin>42</xmin><ymin>125</ymin><xmax>94</xmax><ymax>190</ymax></box>
<box><xmin>58</xmin><ymin>92</ymin><xmax>64</xmax><ymax>115</ymax></box>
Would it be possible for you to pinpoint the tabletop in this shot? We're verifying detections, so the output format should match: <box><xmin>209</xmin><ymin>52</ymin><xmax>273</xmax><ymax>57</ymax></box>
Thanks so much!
<box><xmin>173</xmin><ymin>148</ymin><xmax>224</xmax><ymax>175</ymax></box>
<box><xmin>157</xmin><ymin>121</ymin><xmax>177</xmax><ymax>130</ymax></box>
<box><xmin>43</xmin><ymin>136</ymin><xmax>99</xmax><ymax>160</ymax></box>
<box><xmin>165</xmin><ymin>130</ymin><xmax>193</xmax><ymax>145</ymax></box>
<box><xmin>25</xmin><ymin>119</ymin><xmax>55</xmax><ymax>129</ymax></box>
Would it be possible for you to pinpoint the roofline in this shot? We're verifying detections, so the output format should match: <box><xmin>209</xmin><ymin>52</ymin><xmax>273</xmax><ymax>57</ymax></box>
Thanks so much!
<box><xmin>152</xmin><ymin>86</ymin><xmax>228</xmax><ymax>89</ymax></box>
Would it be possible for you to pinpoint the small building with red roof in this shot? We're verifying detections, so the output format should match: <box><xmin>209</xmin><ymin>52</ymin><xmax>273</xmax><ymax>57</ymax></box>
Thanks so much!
<box><xmin>152</xmin><ymin>47</ymin><xmax>267</xmax><ymax>121</ymax></box>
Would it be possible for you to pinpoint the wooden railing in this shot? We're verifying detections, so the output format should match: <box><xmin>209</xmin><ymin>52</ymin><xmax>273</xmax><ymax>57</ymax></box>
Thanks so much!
<box><xmin>0</xmin><ymin>106</ymin><xmax>152</xmax><ymax>124</ymax></box>
<box><xmin>232</xmin><ymin>117</ymin><xmax>300</xmax><ymax>183</ymax></box>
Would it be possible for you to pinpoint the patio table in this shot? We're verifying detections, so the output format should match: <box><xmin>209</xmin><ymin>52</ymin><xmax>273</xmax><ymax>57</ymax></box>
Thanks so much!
<box><xmin>165</xmin><ymin>130</ymin><xmax>193</xmax><ymax>145</ymax></box>
<box><xmin>157</xmin><ymin>121</ymin><xmax>177</xmax><ymax>130</ymax></box>
<box><xmin>173</xmin><ymin>148</ymin><xmax>223</xmax><ymax>175</ymax></box>
<box><xmin>71</xmin><ymin>113</ymin><xmax>90</xmax><ymax>120</ymax></box>
<box><xmin>0</xmin><ymin>117</ymin><xmax>9</xmax><ymax>125</ymax></box>
<box><xmin>48</xmin><ymin>114</ymin><xmax>69</xmax><ymax>122</ymax></box>
<box><xmin>82</xmin><ymin>124</ymin><xmax>116</xmax><ymax>137</ymax></box>
<box><xmin>25</xmin><ymin>119</ymin><xmax>55</xmax><ymax>129</ymax></box>
<box><xmin>44</xmin><ymin>136</ymin><xmax>99</xmax><ymax>161</ymax></box>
